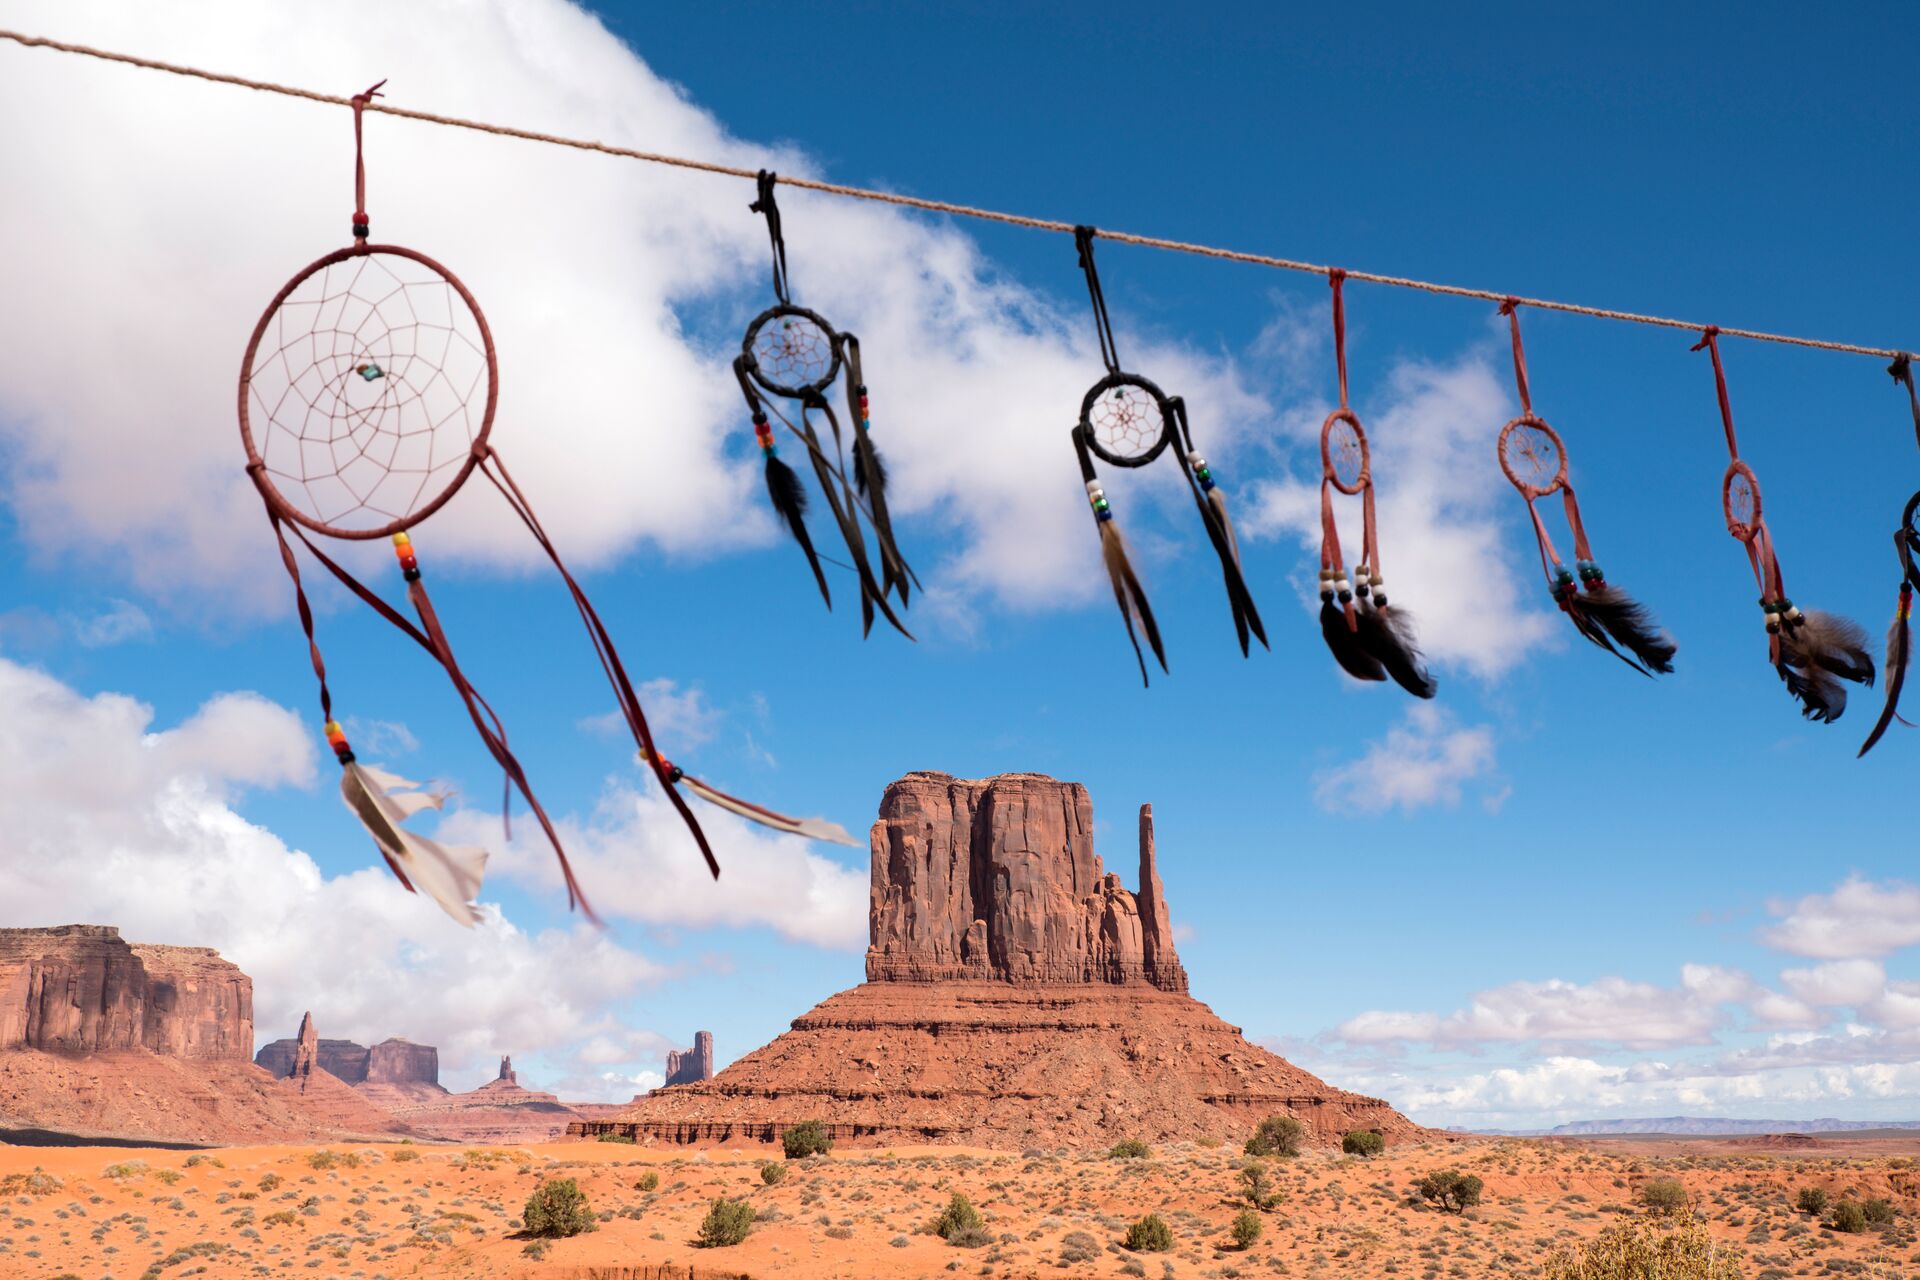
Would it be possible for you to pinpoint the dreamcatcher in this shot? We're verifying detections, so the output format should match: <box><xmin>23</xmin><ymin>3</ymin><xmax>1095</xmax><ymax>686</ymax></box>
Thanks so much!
<box><xmin>1860</xmin><ymin>355</ymin><xmax>1920</xmax><ymax>755</ymax></box>
<box><xmin>1687</xmin><ymin>327</ymin><xmax>1873</xmax><ymax>721</ymax></box>
<box><xmin>732</xmin><ymin>171</ymin><xmax>917</xmax><ymax>638</ymax></box>
<box><xmin>1494</xmin><ymin>302</ymin><xmax>1677</xmax><ymax>674</ymax></box>
<box><xmin>238</xmin><ymin>87</ymin><xmax>854</xmax><ymax>925</ymax></box>
<box><xmin>1070</xmin><ymin>227</ymin><xmax>1265</xmax><ymax>685</ymax></box>
<box><xmin>1314</xmin><ymin>271</ymin><xmax>1435</xmax><ymax>697</ymax></box>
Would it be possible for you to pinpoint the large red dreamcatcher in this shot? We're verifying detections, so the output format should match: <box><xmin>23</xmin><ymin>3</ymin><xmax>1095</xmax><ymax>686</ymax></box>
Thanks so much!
<box><xmin>1314</xmin><ymin>271</ymin><xmax>1434</xmax><ymax>697</ymax></box>
<box><xmin>1495</xmin><ymin>302</ymin><xmax>1677</xmax><ymax>675</ymax></box>
<box><xmin>237</xmin><ymin>86</ymin><xmax>852</xmax><ymax>925</ymax></box>
<box><xmin>1692</xmin><ymin>328</ymin><xmax>1873</xmax><ymax>723</ymax></box>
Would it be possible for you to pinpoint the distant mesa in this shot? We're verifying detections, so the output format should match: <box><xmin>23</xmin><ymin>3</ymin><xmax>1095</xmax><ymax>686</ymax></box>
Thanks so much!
<box><xmin>255</xmin><ymin>1024</ymin><xmax>439</xmax><ymax>1086</ymax></box>
<box><xmin>664</xmin><ymin>1031</ymin><xmax>714</xmax><ymax>1086</ymax></box>
<box><xmin>576</xmin><ymin>771</ymin><xmax>1431</xmax><ymax>1150</ymax></box>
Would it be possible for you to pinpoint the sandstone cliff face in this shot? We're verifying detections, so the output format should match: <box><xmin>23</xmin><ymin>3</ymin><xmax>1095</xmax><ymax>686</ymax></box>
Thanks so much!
<box><xmin>366</xmin><ymin>1038</ymin><xmax>438</xmax><ymax>1085</ymax></box>
<box><xmin>665</xmin><ymin>1031</ymin><xmax>714</xmax><ymax>1086</ymax></box>
<box><xmin>256</xmin><ymin>1034</ymin><xmax>436</xmax><ymax>1085</ymax></box>
<box><xmin>0</xmin><ymin>926</ymin><xmax>251</xmax><ymax>1059</ymax></box>
<box><xmin>866</xmin><ymin>773</ymin><xmax>1186</xmax><ymax>992</ymax></box>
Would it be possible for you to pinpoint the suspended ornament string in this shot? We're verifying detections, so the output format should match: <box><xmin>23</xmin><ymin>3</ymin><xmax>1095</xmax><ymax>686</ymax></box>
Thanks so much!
<box><xmin>1069</xmin><ymin>227</ymin><xmax>1265</xmax><ymax>686</ymax></box>
<box><xmin>1495</xmin><ymin>302</ymin><xmax>1677</xmax><ymax>675</ymax></box>
<box><xmin>1314</xmin><ymin>270</ymin><xmax>1435</xmax><ymax>697</ymax></box>
<box><xmin>238</xmin><ymin>87</ymin><xmax>854</xmax><ymax>927</ymax></box>
<box><xmin>1860</xmin><ymin>355</ymin><xmax>1920</xmax><ymax>754</ymax></box>
<box><xmin>731</xmin><ymin>171</ymin><xmax>918</xmax><ymax>638</ymax></box>
<box><xmin>1691</xmin><ymin>328</ymin><xmax>1873</xmax><ymax>722</ymax></box>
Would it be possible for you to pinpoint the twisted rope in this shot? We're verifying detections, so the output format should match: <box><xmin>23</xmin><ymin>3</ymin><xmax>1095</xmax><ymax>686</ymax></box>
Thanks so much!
<box><xmin>1</xmin><ymin>27</ymin><xmax>1911</xmax><ymax>363</ymax></box>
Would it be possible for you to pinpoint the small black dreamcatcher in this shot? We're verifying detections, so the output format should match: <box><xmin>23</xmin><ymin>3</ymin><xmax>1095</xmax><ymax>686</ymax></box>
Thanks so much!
<box><xmin>1070</xmin><ymin>227</ymin><xmax>1265</xmax><ymax>685</ymax></box>
<box><xmin>1496</xmin><ymin>302</ymin><xmax>1677</xmax><ymax>675</ymax></box>
<box><xmin>1861</xmin><ymin>356</ymin><xmax>1920</xmax><ymax>755</ymax></box>
<box><xmin>732</xmin><ymin>171</ymin><xmax>917</xmax><ymax>637</ymax></box>
<box><xmin>1315</xmin><ymin>271</ymin><xmax>1435</xmax><ymax>697</ymax></box>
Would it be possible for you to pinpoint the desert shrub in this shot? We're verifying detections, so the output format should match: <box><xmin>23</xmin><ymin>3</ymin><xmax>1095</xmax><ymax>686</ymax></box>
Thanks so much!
<box><xmin>391</xmin><ymin>1147</ymin><xmax>419</xmax><ymax>1163</ymax></box>
<box><xmin>1342</xmin><ymin>1129</ymin><xmax>1385</xmax><ymax>1158</ymax></box>
<box><xmin>1244</xmin><ymin>1114</ymin><xmax>1304</xmax><ymax>1158</ymax></box>
<box><xmin>1864</xmin><ymin>1197</ymin><xmax>1896</xmax><ymax>1225</ymax></box>
<box><xmin>635</xmin><ymin>1171</ymin><xmax>660</xmax><ymax>1193</ymax></box>
<box><xmin>1640</xmin><ymin>1177</ymin><xmax>1689</xmax><ymax>1214</ymax></box>
<box><xmin>1060</xmin><ymin>1230</ymin><xmax>1101</xmax><ymax>1263</ymax></box>
<box><xmin>597</xmin><ymin>1132</ymin><xmax>636</xmax><ymax>1145</ymax></box>
<box><xmin>1109</xmin><ymin>1138</ymin><xmax>1151</xmax><ymax>1160</ymax></box>
<box><xmin>0</xmin><ymin>1169</ymin><xmax>62</xmax><ymax>1196</ymax></box>
<box><xmin>1230</xmin><ymin>1208</ymin><xmax>1262</xmax><ymax>1249</ymax></box>
<box><xmin>305</xmin><ymin>1149</ymin><xmax>359</xmax><ymax>1170</ymax></box>
<box><xmin>1829</xmin><ymin>1200</ymin><xmax>1868</xmax><ymax>1234</ymax></box>
<box><xmin>934</xmin><ymin>1192</ymin><xmax>984</xmax><ymax>1242</ymax></box>
<box><xmin>1543</xmin><ymin>1210</ymin><xmax>1741</xmax><ymax>1280</ymax></box>
<box><xmin>153</xmin><ymin>1167</ymin><xmax>183</xmax><ymax>1185</ymax></box>
<box><xmin>1795</xmin><ymin>1186</ymin><xmax>1828</xmax><ymax>1216</ymax></box>
<box><xmin>696</xmin><ymin>1197</ymin><xmax>755</xmax><ymax>1248</ymax></box>
<box><xmin>258</xmin><ymin>1172</ymin><xmax>282</xmax><ymax>1192</ymax></box>
<box><xmin>1124</xmin><ymin>1213</ymin><xmax>1174</xmax><ymax>1252</ymax></box>
<box><xmin>103</xmin><ymin>1160</ymin><xmax>149</xmax><ymax>1180</ymax></box>
<box><xmin>183</xmin><ymin>1154</ymin><xmax>224</xmax><ymax>1169</ymax></box>
<box><xmin>760</xmin><ymin>1160</ymin><xmax>788</xmax><ymax>1186</ymax></box>
<box><xmin>522</xmin><ymin>1178</ymin><xmax>595</xmax><ymax>1239</ymax></box>
<box><xmin>782</xmin><ymin>1120</ymin><xmax>832</xmax><ymax>1159</ymax></box>
<box><xmin>263</xmin><ymin>1210</ymin><xmax>298</xmax><ymax>1227</ymax></box>
<box><xmin>1417</xmin><ymin>1169</ymin><xmax>1484</xmax><ymax>1214</ymax></box>
<box><xmin>946</xmin><ymin>1223</ymin><xmax>993</xmax><ymax>1248</ymax></box>
<box><xmin>1240</xmin><ymin>1160</ymin><xmax>1281</xmax><ymax>1210</ymax></box>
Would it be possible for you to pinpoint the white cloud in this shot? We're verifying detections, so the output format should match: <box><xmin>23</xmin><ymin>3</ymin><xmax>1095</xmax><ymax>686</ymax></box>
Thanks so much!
<box><xmin>0</xmin><ymin>0</ymin><xmax>1261</xmax><ymax>626</ymax></box>
<box><xmin>1240</xmin><ymin>342</ymin><xmax>1556</xmax><ymax>679</ymax></box>
<box><xmin>73</xmin><ymin>599</ymin><xmax>154</xmax><ymax>648</ymax></box>
<box><xmin>1312</xmin><ymin>704</ymin><xmax>1499</xmax><ymax>814</ymax></box>
<box><xmin>1781</xmin><ymin>959</ymin><xmax>1889</xmax><ymax>1009</ymax></box>
<box><xmin>1762</xmin><ymin>876</ymin><xmax>1920</xmax><ymax>960</ymax></box>
<box><xmin>0</xmin><ymin>654</ymin><xmax>673</xmax><ymax>1090</ymax></box>
<box><xmin>580</xmin><ymin>678</ymin><xmax>720</xmax><ymax>748</ymax></box>
<box><xmin>443</xmin><ymin>774</ymin><xmax>868</xmax><ymax>951</ymax></box>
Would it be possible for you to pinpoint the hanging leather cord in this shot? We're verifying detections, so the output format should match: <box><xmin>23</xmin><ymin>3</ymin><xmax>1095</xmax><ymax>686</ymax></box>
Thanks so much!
<box><xmin>1075</xmin><ymin>226</ymin><xmax>1120</xmax><ymax>374</ymax></box>
<box><xmin>1694</xmin><ymin>326</ymin><xmax>1785</xmax><ymax>604</ymax></box>
<box><xmin>1499</xmin><ymin>298</ymin><xmax>1534</xmax><ymax>418</ymax></box>
<box><xmin>349</xmin><ymin>79</ymin><xmax>383</xmax><ymax>244</ymax></box>
<box><xmin>476</xmin><ymin>445</ymin><xmax>722</xmax><ymax>880</ymax></box>
<box><xmin>1330</xmin><ymin>269</ymin><xmax>1351</xmax><ymax>411</ymax></box>
<box><xmin>751</xmin><ymin>169</ymin><xmax>791</xmax><ymax>305</ymax></box>
<box><xmin>1892</xmin><ymin>354</ymin><xmax>1920</xmax><ymax>454</ymax></box>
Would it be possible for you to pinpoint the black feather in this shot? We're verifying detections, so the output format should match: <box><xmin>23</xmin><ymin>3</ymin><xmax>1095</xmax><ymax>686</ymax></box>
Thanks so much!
<box><xmin>853</xmin><ymin>431</ymin><xmax>888</xmax><ymax>496</ymax></box>
<box><xmin>1354</xmin><ymin>599</ymin><xmax>1437</xmax><ymax>698</ymax></box>
<box><xmin>765</xmin><ymin>454</ymin><xmax>830</xmax><ymax>608</ymax></box>
<box><xmin>1321</xmin><ymin>598</ymin><xmax>1387</xmax><ymax>684</ymax></box>
<box><xmin>1559</xmin><ymin>595</ymin><xmax>1650</xmax><ymax>675</ymax></box>
<box><xmin>1777</xmin><ymin>609</ymin><xmax>1874</xmax><ymax>723</ymax></box>
<box><xmin>1579</xmin><ymin>582</ymin><xmax>1677</xmax><ymax>674</ymax></box>
<box><xmin>1859</xmin><ymin>599</ymin><xmax>1910</xmax><ymax>756</ymax></box>
<box><xmin>1798</xmin><ymin>610</ymin><xmax>1874</xmax><ymax>685</ymax></box>
<box><xmin>1186</xmin><ymin>470</ymin><xmax>1266</xmax><ymax>656</ymax></box>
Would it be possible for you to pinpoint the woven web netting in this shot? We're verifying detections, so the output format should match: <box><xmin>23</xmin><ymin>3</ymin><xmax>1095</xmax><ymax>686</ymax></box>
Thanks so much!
<box><xmin>245</xmin><ymin>252</ymin><xmax>489</xmax><ymax>535</ymax></box>
<box><xmin>1087</xmin><ymin>382</ymin><xmax>1162</xmax><ymax>460</ymax></box>
<box><xmin>750</xmin><ymin>311</ymin><xmax>836</xmax><ymax>394</ymax></box>
<box><xmin>1325</xmin><ymin>416</ymin><xmax>1367</xmax><ymax>491</ymax></box>
<box><xmin>1500</xmin><ymin>419</ymin><xmax>1565</xmax><ymax>496</ymax></box>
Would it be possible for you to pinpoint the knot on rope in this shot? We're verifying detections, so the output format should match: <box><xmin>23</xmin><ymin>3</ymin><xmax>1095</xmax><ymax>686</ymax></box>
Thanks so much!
<box><xmin>1327</xmin><ymin>266</ymin><xmax>1347</xmax><ymax>286</ymax></box>
<box><xmin>1498</xmin><ymin>297</ymin><xmax>1519</xmax><ymax>317</ymax></box>
<box><xmin>1073</xmin><ymin>224</ymin><xmax>1098</xmax><ymax>265</ymax></box>
<box><xmin>1890</xmin><ymin>352</ymin><xmax>1913</xmax><ymax>384</ymax></box>
<box><xmin>351</xmin><ymin>78</ymin><xmax>386</xmax><ymax>108</ymax></box>
<box><xmin>1690</xmin><ymin>325</ymin><xmax>1721</xmax><ymax>353</ymax></box>
<box><xmin>749</xmin><ymin>168</ymin><xmax>778</xmax><ymax>215</ymax></box>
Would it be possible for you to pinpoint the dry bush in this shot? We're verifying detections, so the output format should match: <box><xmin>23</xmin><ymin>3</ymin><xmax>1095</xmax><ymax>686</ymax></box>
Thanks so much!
<box><xmin>1543</xmin><ymin>1210</ymin><xmax>1741</xmax><ymax>1280</ymax></box>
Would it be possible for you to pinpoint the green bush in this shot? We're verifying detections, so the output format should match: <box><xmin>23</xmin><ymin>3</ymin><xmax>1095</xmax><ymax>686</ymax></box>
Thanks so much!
<box><xmin>522</xmin><ymin>1178</ymin><xmax>595</xmax><ymax>1239</ymax></box>
<box><xmin>1240</xmin><ymin>1160</ymin><xmax>1281</xmax><ymax>1210</ymax></box>
<box><xmin>1864</xmin><ymin>1197</ymin><xmax>1896</xmax><ymax>1225</ymax></box>
<box><xmin>1244</xmin><ymin>1114</ymin><xmax>1304</xmax><ymax>1157</ymax></box>
<box><xmin>635</xmin><ymin>1171</ymin><xmax>660</xmax><ymax>1193</ymax></box>
<box><xmin>1342</xmin><ymin>1130</ymin><xmax>1385</xmax><ymax>1158</ymax></box>
<box><xmin>1544</xmin><ymin>1210</ymin><xmax>1742</xmax><ymax>1280</ymax></box>
<box><xmin>760</xmin><ymin>1160</ymin><xmax>788</xmax><ymax>1186</ymax></box>
<box><xmin>933</xmin><ymin>1192</ymin><xmax>983</xmax><ymax>1242</ymax></box>
<box><xmin>1230</xmin><ymin>1208</ymin><xmax>1262</xmax><ymax>1249</ymax></box>
<box><xmin>597</xmin><ymin>1132</ymin><xmax>636</xmax><ymax>1144</ymax></box>
<box><xmin>782</xmin><ymin>1120</ymin><xmax>832</xmax><ymax>1159</ymax></box>
<box><xmin>1417</xmin><ymin>1169</ymin><xmax>1484</xmax><ymax>1214</ymax></box>
<box><xmin>696</xmin><ymin>1197</ymin><xmax>755</xmax><ymax>1248</ymax></box>
<box><xmin>1108</xmin><ymin>1138</ymin><xmax>1151</xmax><ymax>1160</ymax></box>
<box><xmin>1124</xmin><ymin>1213</ymin><xmax>1174</xmax><ymax>1252</ymax></box>
<box><xmin>1830</xmin><ymin>1200</ymin><xmax>1868</xmax><ymax>1234</ymax></box>
<box><xmin>1796</xmin><ymin>1186</ymin><xmax>1829</xmax><ymax>1216</ymax></box>
<box><xmin>1640</xmin><ymin>1177</ymin><xmax>1688</xmax><ymax>1214</ymax></box>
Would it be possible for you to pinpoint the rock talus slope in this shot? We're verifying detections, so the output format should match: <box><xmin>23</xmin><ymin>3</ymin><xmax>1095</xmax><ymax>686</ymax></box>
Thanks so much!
<box><xmin>586</xmin><ymin>772</ymin><xmax>1424</xmax><ymax>1149</ymax></box>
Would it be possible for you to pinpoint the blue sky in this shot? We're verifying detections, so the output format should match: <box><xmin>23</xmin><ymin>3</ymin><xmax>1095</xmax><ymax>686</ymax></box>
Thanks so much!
<box><xmin>2</xmin><ymin>1</ymin><xmax>1918</xmax><ymax>1126</ymax></box>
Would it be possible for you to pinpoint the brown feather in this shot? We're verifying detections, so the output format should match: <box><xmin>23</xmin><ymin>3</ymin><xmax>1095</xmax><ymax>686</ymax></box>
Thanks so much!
<box><xmin>1859</xmin><ymin>602</ymin><xmax>1910</xmax><ymax>755</ymax></box>
<box><xmin>1099</xmin><ymin>520</ymin><xmax>1166</xmax><ymax>686</ymax></box>
<box><xmin>1354</xmin><ymin>599</ymin><xmax>1437</xmax><ymax>698</ymax></box>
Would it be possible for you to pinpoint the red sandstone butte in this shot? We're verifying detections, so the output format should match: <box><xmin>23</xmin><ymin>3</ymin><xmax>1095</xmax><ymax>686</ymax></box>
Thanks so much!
<box><xmin>578</xmin><ymin>772</ymin><xmax>1427</xmax><ymax>1150</ymax></box>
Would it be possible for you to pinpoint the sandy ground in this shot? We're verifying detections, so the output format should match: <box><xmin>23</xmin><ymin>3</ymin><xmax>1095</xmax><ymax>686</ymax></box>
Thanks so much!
<box><xmin>5</xmin><ymin>1132</ymin><xmax>1920</xmax><ymax>1278</ymax></box>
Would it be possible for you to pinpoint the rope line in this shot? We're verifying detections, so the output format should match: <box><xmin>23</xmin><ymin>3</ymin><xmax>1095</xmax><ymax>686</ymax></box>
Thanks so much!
<box><xmin>2</xmin><ymin>27</ymin><xmax>1912</xmax><ymax>363</ymax></box>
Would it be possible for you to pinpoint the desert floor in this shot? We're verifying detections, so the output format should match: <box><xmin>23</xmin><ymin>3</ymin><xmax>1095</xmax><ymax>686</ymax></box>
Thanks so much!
<box><xmin>5</xmin><ymin>1132</ymin><xmax>1920</xmax><ymax>1278</ymax></box>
